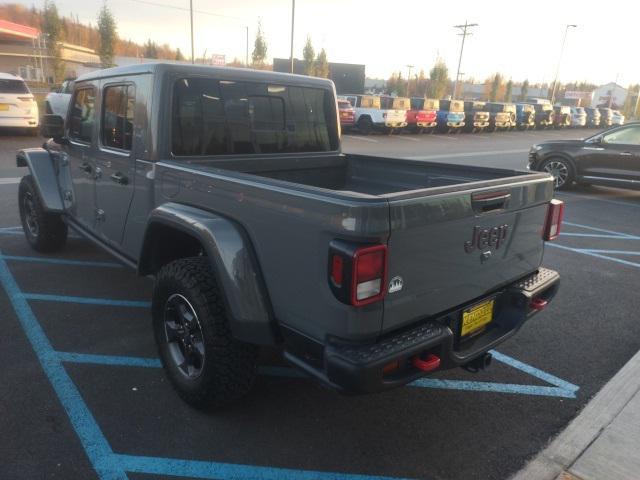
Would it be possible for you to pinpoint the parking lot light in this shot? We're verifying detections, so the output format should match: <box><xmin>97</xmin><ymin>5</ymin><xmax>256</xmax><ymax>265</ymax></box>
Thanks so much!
<box><xmin>550</xmin><ymin>24</ymin><xmax>577</xmax><ymax>104</ymax></box>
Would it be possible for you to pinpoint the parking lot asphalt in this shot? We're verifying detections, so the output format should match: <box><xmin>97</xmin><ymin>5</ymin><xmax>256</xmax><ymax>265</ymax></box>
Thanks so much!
<box><xmin>1</xmin><ymin>129</ymin><xmax>639</xmax><ymax>480</ymax></box>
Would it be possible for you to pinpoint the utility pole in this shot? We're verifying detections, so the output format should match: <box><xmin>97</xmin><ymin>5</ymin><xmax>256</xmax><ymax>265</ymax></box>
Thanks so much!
<box><xmin>246</xmin><ymin>26</ymin><xmax>249</xmax><ymax>66</ymax></box>
<box><xmin>406</xmin><ymin>65</ymin><xmax>414</xmax><ymax>97</ymax></box>
<box><xmin>189</xmin><ymin>0</ymin><xmax>194</xmax><ymax>64</ymax></box>
<box><xmin>452</xmin><ymin>21</ymin><xmax>478</xmax><ymax>100</ymax></box>
<box><xmin>289</xmin><ymin>0</ymin><xmax>295</xmax><ymax>73</ymax></box>
<box><xmin>550</xmin><ymin>24</ymin><xmax>577</xmax><ymax>104</ymax></box>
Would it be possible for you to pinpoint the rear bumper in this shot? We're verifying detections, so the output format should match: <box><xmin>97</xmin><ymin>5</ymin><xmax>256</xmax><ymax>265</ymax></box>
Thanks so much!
<box><xmin>417</xmin><ymin>121</ymin><xmax>437</xmax><ymax>128</ymax></box>
<box><xmin>447</xmin><ymin>121</ymin><xmax>465</xmax><ymax>127</ymax></box>
<box><xmin>384</xmin><ymin>121</ymin><xmax>407</xmax><ymax>128</ymax></box>
<box><xmin>285</xmin><ymin>267</ymin><xmax>560</xmax><ymax>394</ymax></box>
<box><xmin>0</xmin><ymin>116</ymin><xmax>38</xmax><ymax>128</ymax></box>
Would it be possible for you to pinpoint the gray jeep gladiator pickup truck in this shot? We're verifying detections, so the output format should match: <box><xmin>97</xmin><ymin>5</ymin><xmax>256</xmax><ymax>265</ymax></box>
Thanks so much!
<box><xmin>17</xmin><ymin>63</ymin><xmax>563</xmax><ymax>408</ymax></box>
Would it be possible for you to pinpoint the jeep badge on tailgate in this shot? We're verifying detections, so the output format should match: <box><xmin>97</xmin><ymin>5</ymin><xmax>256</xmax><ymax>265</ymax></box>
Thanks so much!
<box><xmin>464</xmin><ymin>224</ymin><xmax>509</xmax><ymax>253</ymax></box>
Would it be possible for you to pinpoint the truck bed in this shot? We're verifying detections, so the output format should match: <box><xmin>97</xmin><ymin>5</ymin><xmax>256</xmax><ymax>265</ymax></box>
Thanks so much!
<box><xmin>184</xmin><ymin>153</ymin><xmax>540</xmax><ymax>198</ymax></box>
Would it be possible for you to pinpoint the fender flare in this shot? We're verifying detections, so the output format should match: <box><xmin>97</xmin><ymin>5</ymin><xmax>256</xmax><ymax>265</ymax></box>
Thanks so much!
<box><xmin>140</xmin><ymin>203</ymin><xmax>277</xmax><ymax>346</ymax></box>
<box><xmin>16</xmin><ymin>148</ymin><xmax>64</xmax><ymax>212</ymax></box>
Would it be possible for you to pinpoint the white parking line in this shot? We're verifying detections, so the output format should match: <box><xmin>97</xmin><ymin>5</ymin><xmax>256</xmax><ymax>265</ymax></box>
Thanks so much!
<box><xmin>438</xmin><ymin>135</ymin><xmax>459</xmax><ymax>141</ymax></box>
<box><xmin>0</xmin><ymin>178</ymin><xmax>20</xmax><ymax>185</ymax></box>
<box><xmin>473</xmin><ymin>135</ymin><xmax>491</xmax><ymax>140</ymax></box>
<box><xmin>407</xmin><ymin>149</ymin><xmax>529</xmax><ymax>160</ymax></box>
<box><xmin>343</xmin><ymin>135</ymin><xmax>379</xmax><ymax>143</ymax></box>
<box><xmin>392</xmin><ymin>135</ymin><xmax>421</xmax><ymax>142</ymax></box>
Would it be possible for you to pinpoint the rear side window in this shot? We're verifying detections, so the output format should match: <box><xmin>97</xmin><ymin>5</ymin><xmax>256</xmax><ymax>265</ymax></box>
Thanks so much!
<box><xmin>68</xmin><ymin>87</ymin><xmax>96</xmax><ymax>143</ymax></box>
<box><xmin>0</xmin><ymin>79</ymin><xmax>29</xmax><ymax>94</ymax></box>
<box><xmin>102</xmin><ymin>84</ymin><xmax>135</xmax><ymax>151</ymax></box>
<box><xmin>172</xmin><ymin>78</ymin><xmax>338</xmax><ymax>156</ymax></box>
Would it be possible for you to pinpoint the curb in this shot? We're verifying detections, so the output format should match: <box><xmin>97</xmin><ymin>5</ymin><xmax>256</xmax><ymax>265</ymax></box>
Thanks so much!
<box><xmin>511</xmin><ymin>348</ymin><xmax>640</xmax><ymax>480</ymax></box>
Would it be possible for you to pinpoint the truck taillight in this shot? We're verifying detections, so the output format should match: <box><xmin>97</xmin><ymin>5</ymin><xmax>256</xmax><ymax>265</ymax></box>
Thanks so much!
<box><xmin>543</xmin><ymin>199</ymin><xmax>564</xmax><ymax>241</ymax></box>
<box><xmin>329</xmin><ymin>242</ymin><xmax>387</xmax><ymax>307</ymax></box>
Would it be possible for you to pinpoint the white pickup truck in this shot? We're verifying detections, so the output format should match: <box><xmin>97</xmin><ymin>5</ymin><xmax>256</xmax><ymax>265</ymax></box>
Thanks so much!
<box><xmin>44</xmin><ymin>78</ymin><xmax>74</xmax><ymax>117</ymax></box>
<box><xmin>340</xmin><ymin>94</ymin><xmax>407</xmax><ymax>134</ymax></box>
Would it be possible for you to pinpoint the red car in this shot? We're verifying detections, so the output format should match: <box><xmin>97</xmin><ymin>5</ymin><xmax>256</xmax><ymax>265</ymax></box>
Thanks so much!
<box><xmin>338</xmin><ymin>99</ymin><xmax>355</xmax><ymax>131</ymax></box>
<box><xmin>407</xmin><ymin>98</ymin><xmax>438</xmax><ymax>133</ymax></box>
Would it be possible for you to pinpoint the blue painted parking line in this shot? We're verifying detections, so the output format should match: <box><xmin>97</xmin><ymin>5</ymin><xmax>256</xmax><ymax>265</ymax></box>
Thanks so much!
<box><xmin>547</xmin><ymin>243</ymin><xmax>640</xmax><ymax>269</ymax></box>
<box><xmin>563</xmin><ymin>222</ymin><xmax>640</xmax><ymax>240</ymax></box>
<box><xmin>0</xmin><ymin>254</ymin><xmax>121</xmax><ymax>268</ymax></box>
<box><xmin>23</xmin><ymin>293</ymin><xmax>151</xmax><ymax>308</ymax></box>
<box><xmin>56</xmin><ymin>350</ymin><xmax>579</xmax><ymax>399</ymax></box>
<box><xmin>0</xmin><ymin>251</ymin><xmax>412</xmax><ymax>480</ymax></box>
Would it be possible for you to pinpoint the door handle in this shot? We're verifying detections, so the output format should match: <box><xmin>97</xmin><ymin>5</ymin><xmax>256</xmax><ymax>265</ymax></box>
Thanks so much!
<box><xmin>78</xmin><ymin>162</ymin><xmax>92</xmax><ymax>174</ymax></box>
<box><xmin>620</xmin><ymin>152</ymin><xmax>633</xmax><ymax>156</ymax></box>
<box><xmin>110</xmin><ymin>172</ymin><xmax>128</xmax><ymax>185</ymax></box>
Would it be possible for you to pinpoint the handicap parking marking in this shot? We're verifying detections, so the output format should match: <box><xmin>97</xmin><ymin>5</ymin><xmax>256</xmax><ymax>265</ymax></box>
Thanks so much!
<box><xmin>0</xmin><ymin>254</ymin><xmax>122</xmax><ymax>268</ymax></box>
<box><xmin>22</xmin><ymin>292</ymin><xmax>151</xmax><ymax>308</ymax></box>
<box><xmin>549</xmin><ymin>221</ymin><xmax>640</xmax><ymax>269</ymax></box>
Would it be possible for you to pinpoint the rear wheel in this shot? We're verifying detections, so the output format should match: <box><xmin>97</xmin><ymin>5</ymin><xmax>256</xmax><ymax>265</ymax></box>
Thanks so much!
<box><xmin>541</xmin><ymin>157</ymin><xmax>574</xmax><ymax>190</ymax></box>
<box><xmin>357</xmin><ymin>116</ymin><xmax>373</xmax><ymax>135</ymax></box>
<box><xmin>152</xmin><ymin>257</ymin><xmax>258</xmax><ymax>409</ymax></box>
<box><xmin>18</xmin><ymin>175</ymin><xmax>67</xmax><ymax>252</ymax></box>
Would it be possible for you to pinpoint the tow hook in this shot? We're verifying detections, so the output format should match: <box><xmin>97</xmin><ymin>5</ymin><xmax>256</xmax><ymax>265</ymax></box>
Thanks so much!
<box><xmin>463</xmin><ymin>352</ymin><xmax>493</xmax><ymax>373</ymax></box>
<box><xmin>530</xmin><ymin>297</ymin><xmax>548</xmax><ymax>311</ymax></box>
<box><xmin>412</xmin><ymin>353</ymin><xmax>441</xmax><ymax>373</ymax></box>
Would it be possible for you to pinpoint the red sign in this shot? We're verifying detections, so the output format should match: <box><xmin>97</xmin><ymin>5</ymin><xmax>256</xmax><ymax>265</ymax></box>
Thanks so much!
<box><xmin>211</xmin><ymin>54</ymin><xmax>225</xmax><ymax>66</ymax></box>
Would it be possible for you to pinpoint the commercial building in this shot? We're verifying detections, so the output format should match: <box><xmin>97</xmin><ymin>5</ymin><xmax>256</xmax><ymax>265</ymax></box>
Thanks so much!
<box><xmin>273</xmin><ymin>58</ymin><xmax>365</xmax><ymax>94</ymax></box>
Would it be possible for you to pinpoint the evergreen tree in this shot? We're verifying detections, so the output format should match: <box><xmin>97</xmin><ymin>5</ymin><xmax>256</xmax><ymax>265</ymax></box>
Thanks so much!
<box><xmin>505</xmin><ymin>79</ymin><xmax>513</xmax><ymax>102</ymax></box>
<box><xmin>519</xmin><ymin>79</ymin><xmax>529</xmax><ymax>101</ymax></box>
<box><xmin>143</xmin><ymin>39</ymin><xmax>158</xmax><ymax>58</ymax></box>
<box><xmin>175</xmin><ymin>48</ymin><xmax>185</xmax><ymax>61</ymax></box>
<box><xmin>97</xmin><ymin>3</ymin><xmax>117</xmax><ymax>67</ymax></box>
<box><xmin>252</xmin><ymin>21</ymin><xmax>267</xmax><ymax>67</ymax></box>
<box><xmin>314</xmin><ymin>48</ymin><xmax>329</xmax><ymax>78</ymax></box>
<box><xmin>302</xmin><ymin>36</ymin><xmax>315</xmax><ymax>75</ymax></box>
<box><xmin>487</xmin><ymin>73</ymin><xmax>504</xmax><ymax>101</ymax></box>
<box><xmin>42</xmin><ymin>0</ymin><xmax>64</xmax><ymax>82</ymax></box>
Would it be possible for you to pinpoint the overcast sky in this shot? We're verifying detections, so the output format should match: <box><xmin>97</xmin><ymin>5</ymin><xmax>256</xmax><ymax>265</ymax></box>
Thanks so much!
<box><xmin>14</xmin><ymin>0</ymin><xmax>640</xmax><ymax>86</ymax></box>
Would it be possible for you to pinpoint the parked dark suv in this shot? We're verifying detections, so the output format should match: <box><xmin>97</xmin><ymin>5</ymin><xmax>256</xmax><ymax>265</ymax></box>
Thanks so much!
<box><xmin>529</xmin><ymin>122</ymin><xmax>640</xmax><ymax>189</ymax></box>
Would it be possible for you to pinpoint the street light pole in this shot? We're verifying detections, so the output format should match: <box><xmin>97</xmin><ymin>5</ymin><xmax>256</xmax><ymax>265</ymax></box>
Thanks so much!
<box><xmin>246</xmin><ymin>26</ymin><xmax>249</xmax><ymax>66</ymax></box>
<box><xmin>550</xmin><ymin>24</ymin><xmax>577</xmax><ymax>104</ymax></box>
<box><xmin>452</xmin><ymin>21</ymin><xmax>478</xmax><ymax>100</ymax></box>
<box><xmin>189</xmin><ymin>0</ymin><xmax>194</xmax><ymax>64</ymax></box>
<box><xmin>406</xmin><ymin>64</ymin><xmax>414</xmax><ymax>97</ymax></box>
<box><xmin>289</xmin><ymin>0</ymin><xmax>295</xmax><ymax>73</ymax></box>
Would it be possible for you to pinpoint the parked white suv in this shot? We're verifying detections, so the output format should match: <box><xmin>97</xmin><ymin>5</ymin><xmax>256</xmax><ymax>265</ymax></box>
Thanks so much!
<box><xmin>0</xmin><ymin>73</ymin><xmax>38</xmax><ymax>135</ymax></box>
<box><xmin>44</xmin><ymin>78</ymin><xmax>74</xmax><ymax>117</ymax></box>
<box><xmin>340</xmin><ymin>94</ymin><xmax>407</xmax><ymax>135</ymax></box>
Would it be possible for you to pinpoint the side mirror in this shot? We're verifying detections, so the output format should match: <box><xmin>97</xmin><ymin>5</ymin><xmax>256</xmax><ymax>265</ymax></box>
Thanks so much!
<box><xmin>590</xmin><ymin>136</ymin><xmax>603</xmax><ymax>145</ymax></box>
<box><xmin>40</xmin><ymin>114</ymin><xmax>67</xmax><ymax>144</ymax></box>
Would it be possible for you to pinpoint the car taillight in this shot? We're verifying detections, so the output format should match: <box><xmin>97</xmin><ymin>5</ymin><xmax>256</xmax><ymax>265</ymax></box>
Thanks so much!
<box><xmin>543</xmin><ymin>199</ymin><xmax>564</xmax><ymax>241</ymax></box>
<box><xmin>329</xmin><ymin>242</ymin><xmax>387</xmax><ymax>307</ymax></box>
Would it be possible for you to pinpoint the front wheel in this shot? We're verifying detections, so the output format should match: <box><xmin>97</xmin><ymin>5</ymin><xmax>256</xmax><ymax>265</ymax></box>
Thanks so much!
<box><xmin>18</xmin><ymin>175</ymin><xmax>67</xmax><ymax>252</ymax></box>
<box><xmin>357</xmin><ymin>117</ymin><xmax>373</xmax><ymax>135</ymax></box>
<box><xmin>152</xmin><ymin>257</ymin><xmax>258</xmax><ymax>409</ymax></box>
<box><xmin>541</xmin><ymin>157</ymin><xmax>574</xmax><ymax>190</ymax></box>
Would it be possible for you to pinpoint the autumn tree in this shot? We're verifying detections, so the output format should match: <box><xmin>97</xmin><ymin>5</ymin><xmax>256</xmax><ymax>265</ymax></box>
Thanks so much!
<box><xmin>42</xmin><ymin>0</ymin><xmax>64</xmax><ymax>82</ymax></box>
<box><xmin>519</xmin><ymin>79</ymin><xmax>529</xmax><ymax>101</ymax></box>
<box><xmin>427</xmin><ymin>61</ymin><xmax>449</xmax><ymax>99</ymax></box>
<box><xmin>252</xmin><ymin>21</ymin><xmax>267</xmax><ymax>67</ymax></box>
<box><xmin>302</xmin><ymin>36</ymin><xmax>315</xmax><ymax>75</ymax></box>
<box><xmin>314</xmin><ymin>48</ymin><xmax>329</xmax><ymax>78</ymax></box>
<box><xmin>486</xmin><ymin>73</ymin><xmax>505</xmax><ymax>101</ymax></box>
<box><xmin>97</xmin><ymin>3</ymin><xmax>117</xmax><ymax>67</ymax></box>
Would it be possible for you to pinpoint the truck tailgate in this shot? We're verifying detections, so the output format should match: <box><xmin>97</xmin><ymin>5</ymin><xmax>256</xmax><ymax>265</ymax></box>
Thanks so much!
<box><xmin>383</xmin><ymin>178</ymin><xmax>553</xmax><ymax>333</ymax></box>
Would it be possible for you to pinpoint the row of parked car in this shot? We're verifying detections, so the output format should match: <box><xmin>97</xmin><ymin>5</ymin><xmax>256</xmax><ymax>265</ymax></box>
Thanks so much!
<box><xmin>337</xmin><ymin>94</ymin><xmax>626</xmax><ymax>135</ymax></box>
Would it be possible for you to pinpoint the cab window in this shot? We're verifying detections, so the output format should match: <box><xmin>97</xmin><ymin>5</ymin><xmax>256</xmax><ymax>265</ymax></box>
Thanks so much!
<box><xmin>68</xmin><ymin>87</ymin><xmax>96</xmax><ymax>143</ymax></box>
<box><xmin>101</xmin><ymin>84</ymin><xmax>135</xmax><ymax>151</ymax></box>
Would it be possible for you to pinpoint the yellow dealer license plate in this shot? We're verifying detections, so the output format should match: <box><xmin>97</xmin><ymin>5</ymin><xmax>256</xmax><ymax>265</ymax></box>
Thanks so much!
<box><xmin>461</xmin><ymin>299</ymin><xmax>495</xmax><ymax>337</ymax></box>
<box><xmin>0</xmin><ymin>104</ymin><xmax>9</xmax><ymax>111</ymax></box>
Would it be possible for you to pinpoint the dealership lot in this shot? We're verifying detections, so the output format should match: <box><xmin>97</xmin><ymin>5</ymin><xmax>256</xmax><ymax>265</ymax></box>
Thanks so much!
<box><xmin>1</xmin><ymin>130</ymin><xmax>639</xmax><ymax>480</ymax></box>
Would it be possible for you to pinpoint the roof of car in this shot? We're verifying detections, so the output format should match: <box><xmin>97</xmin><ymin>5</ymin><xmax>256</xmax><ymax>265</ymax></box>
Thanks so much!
<box><xmin>75</xmin><ymin>63</ymin><xmax>334</xmax><ymax>89</ymax></box>
<box><xmin>0</xmin><ymin>72</ymin><xmax>23</xmax><ymax>81</ymax></box>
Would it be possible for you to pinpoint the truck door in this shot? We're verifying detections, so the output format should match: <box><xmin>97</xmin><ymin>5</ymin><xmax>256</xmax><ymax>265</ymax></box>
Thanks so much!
<box><xmin>94</xmin><ymin>82</ymin><xmax>136</xmax><ymax>246</ymax></box>
<box><xmin>65</xmin><ymin>84</ymin><xmax>97</xmax><ymax>230</ymax></box>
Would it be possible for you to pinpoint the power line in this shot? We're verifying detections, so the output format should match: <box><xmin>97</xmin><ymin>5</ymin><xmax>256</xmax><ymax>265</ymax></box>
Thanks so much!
<box><xmin>127</xmin><ymin>0</ymin><xmax>244</xmax><ymax>22</ymax></box>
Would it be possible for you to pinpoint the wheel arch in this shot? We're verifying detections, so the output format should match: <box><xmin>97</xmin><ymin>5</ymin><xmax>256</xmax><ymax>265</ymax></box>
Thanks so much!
<box><xmin>139</xmin><ymin>203</ymin><xmax>278</xmax><ymax>346</ymax></box>
<box><xmin>539</xmin><ymin>152</ymin><xmax>578</xmax><ymax>175</ymax></box>
<box><xmin>16</xmin><ymin>149</ymin><xmax>64</xmax><ymax>212</ymax></box>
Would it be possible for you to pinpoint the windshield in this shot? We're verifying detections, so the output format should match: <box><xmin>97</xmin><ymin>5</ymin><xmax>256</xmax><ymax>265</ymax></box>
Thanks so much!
<box><xmin>0</xmin><ymin>79</ymin><xmax>29</xmax><ymax>94</ymax></box>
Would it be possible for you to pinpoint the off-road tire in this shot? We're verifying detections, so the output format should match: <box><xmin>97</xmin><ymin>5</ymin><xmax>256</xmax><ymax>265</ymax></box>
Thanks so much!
<box><xmin>152</xmin><ymin>257</ymin><xmax>258</xmax><ymax>409</ymax></box>
<box><xmin>18</xmin><ymin>175</ymin><xmax>67</xmax><ymax>252</ymax></box>
<box><xmin>357</xmin><ymin>116</ymin><xmax>373</xmax><ymax>135</ymax></box>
